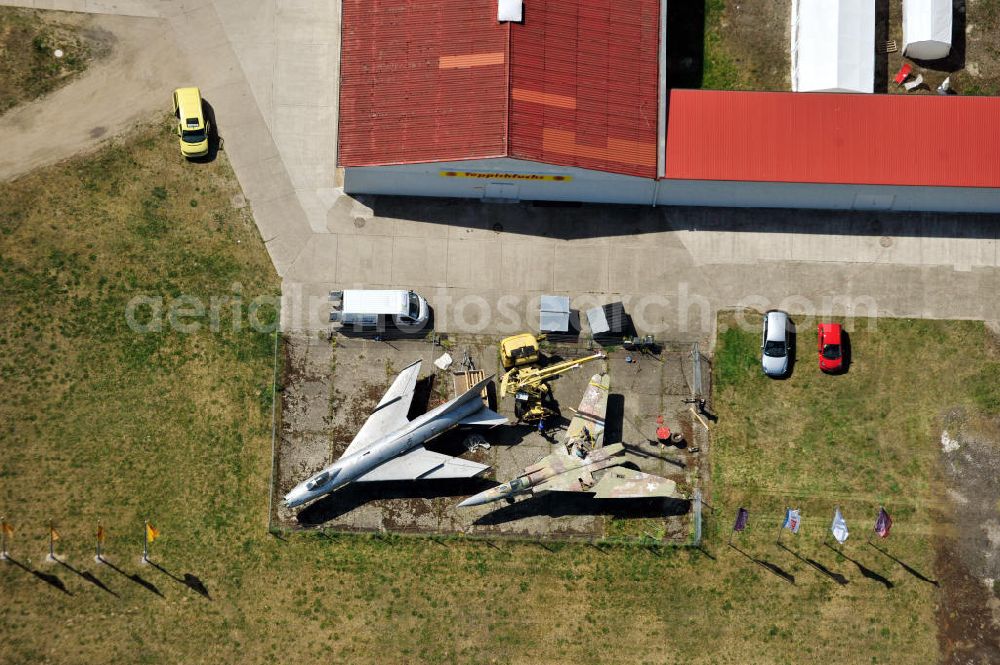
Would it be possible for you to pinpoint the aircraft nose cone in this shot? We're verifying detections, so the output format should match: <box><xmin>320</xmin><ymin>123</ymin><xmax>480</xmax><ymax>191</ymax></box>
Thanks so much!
<box><xmin>283</xmin><ymin>486</ymin><xmax>307</xmax><ymax>508</ymax></box>
<box><xmin>458</xmin><ymin>490</ymin><xmax>496</xmax><ymax>508</ymax></box>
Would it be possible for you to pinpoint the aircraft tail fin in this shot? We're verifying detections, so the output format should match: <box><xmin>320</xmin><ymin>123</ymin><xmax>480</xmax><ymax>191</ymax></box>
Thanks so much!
<box><xmin>458</xmin><ymin>406</ymin><xmax>507</xmax><ymax>427</ymax></box>
<box><xmin>439</xmin><ymin>375</ymin><xmax>494</xmax><ymax>414</ymax></box>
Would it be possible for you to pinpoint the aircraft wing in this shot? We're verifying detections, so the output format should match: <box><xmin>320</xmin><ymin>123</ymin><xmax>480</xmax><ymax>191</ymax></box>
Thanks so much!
<box><xmin>590</xmin><ymin>467</ymin><xmax>681</xmax><ymax>499</ymax></box>
<box><xmin>535</xmin><ymin>468</ymin><xmax>595</xmax><ymax>493</ymax></box>
<box><xmin>354</xmin><ymin>446</ymin><xmax>490</xmax><ymax>482</ymax></box>
<box><xmin>342</xmin><ymin>360</ymin><xmax>422</xmax><ymax>457</ymax></box>
<box><xmin>564</xmin><ymin>374</ymin><xmax>610</xmax><ymax>450</ymax></box>
<box><xmin>531</xmin><ymin>446</ymin><xmax>621</xmax><ymax>494</ymax></box>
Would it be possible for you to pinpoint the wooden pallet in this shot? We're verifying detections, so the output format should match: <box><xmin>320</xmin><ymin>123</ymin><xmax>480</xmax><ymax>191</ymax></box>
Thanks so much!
<box><xmin>452</xmin><ymin>370</ymin><xmax>488</xmax><ymax>405</ymax></box>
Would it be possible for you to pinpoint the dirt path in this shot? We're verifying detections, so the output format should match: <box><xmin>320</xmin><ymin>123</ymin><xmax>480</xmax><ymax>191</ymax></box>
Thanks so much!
<box><xmin>0</xmin><ymin>12</ymin><xmax>190</xmax><ymax>181</ymax></box>
<box><xmin>936</xmin><ymin>416</ymin><xmax>1000</xmax><ymax>663</ymax></box>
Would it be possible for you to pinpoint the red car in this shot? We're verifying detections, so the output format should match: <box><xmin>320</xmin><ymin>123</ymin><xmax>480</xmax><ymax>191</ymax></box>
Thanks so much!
<box><xmin>817</xmin><ymin>323</ymin><xmax>844</xmax><ymax>372</ymax></box>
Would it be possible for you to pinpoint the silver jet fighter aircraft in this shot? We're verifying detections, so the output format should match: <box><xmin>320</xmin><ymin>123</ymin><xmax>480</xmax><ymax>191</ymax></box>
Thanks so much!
<box><xmin>284</xmin><ymin>360</ymin><xmax>507</xmax><ymax>509</ymax></box>
<box><xmin>458</xmin><ymin>373</ymin><xmax>681</xmax><ymax>507</ymax></box>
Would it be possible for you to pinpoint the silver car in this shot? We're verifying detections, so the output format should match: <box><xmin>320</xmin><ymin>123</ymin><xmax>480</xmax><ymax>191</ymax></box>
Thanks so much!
<box><xmin>761</xmin><ymin>310</ymin><xmax>791</xmax><ymax>377</ymax></box>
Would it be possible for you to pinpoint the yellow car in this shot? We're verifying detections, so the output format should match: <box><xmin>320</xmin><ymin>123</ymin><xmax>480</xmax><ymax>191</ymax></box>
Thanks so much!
<box><xmin>172</xmin><ymin>87</ymin><xmax>210</xmax><ymax>158</ymax></box>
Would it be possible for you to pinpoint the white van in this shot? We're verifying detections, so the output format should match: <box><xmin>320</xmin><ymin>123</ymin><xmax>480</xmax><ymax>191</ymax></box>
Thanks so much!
<box><xmin>329</xmin><ymin>290</ymin><xmax>430</xmax><ymax>330</ymax></box>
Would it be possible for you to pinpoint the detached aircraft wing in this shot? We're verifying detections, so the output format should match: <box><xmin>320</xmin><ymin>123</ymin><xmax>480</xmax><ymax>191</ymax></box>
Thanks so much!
<box><xmin>564</xmin><ymin>374</ymin><xmax>610</xmax><ymax>451</ymax></box>
<box><xmin>342</xmin><ymin>360</ymin><xmax>422</xmax><ymax>457</ymax></box>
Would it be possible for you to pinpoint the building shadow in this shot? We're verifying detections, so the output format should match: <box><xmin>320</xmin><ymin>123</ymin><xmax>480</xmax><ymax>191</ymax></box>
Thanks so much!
<box><xmin>778</xmin><ymin>542</ymin><xmax>848</xmax><ymax>585</ymax></box>
<box><xmin>100</xmin><ymin>558</ymin><xmax>164</xmax><ymax>597</ymax></box>
<box><xmin>874</xmin><ymin>0</ymin><xmax>890</xmax><ymax>93</ymax></box>
<box><xmin>297</xmin><ymin>477</ymin><xmax>498</xmax><ymax>525</ymax></box>
<box><xmin>590</xmin><ymin>303</ymin><xmax>637</xmax><ymax>347</ymax></box>
<box><xmin>5</xmin><ymin>556</ymin><xmax>72</xmax><ymax>595</ymax></box>
<box><xmin>148</xmin><ymin>560</ymin><xmax>211</xmax><ymax>599</ymax></box>
<box><xmin>823</xmin><ymin>543</ymin><xmax>894</xmax><ymax>589</ymax></box>
<box><xmin>868</xmin><ymin>541</ymin><xmax>939</xmax><ymax>585</ymax></box>
<box><xmin>667</xmin><ymin>1</ymin><xmax>705</xmax><ymax>89</ymax></box>
<box><xmin>907</xmin><ymin>0</ymin><xmax>966</xmax><ymax>73</ymax></box>
<box><xmin>407</xmin><ymin>375</ymin><xmax>436</xmax><ymax>419</ymax></box>
<box><xmin>540</xmin><ymin>310</ymin><xmax>582</xmax><ymax>344</ymax></box>
<box><xmin>58</xmin><ymin>558</ymin><xmax>118</xmax><ymax>597</ymax></box>
<box><xmin>471</xmin><ymin>495</ymin><xmax>690</xmax><ymax>526</ymax></box>
<box><xmin>362</xmin><ymin>196</ymin><xmax>1000</xmax><ymax>241</ymax></box>
<box><xmin>604</xmin><ymin>393</ymin><xmax>625</xmax><ymax>445</ymax></box>
<box><xmin>729</xmin><ymin>543</ymin><xmax>795</xmax><ymax>584</ymax></box>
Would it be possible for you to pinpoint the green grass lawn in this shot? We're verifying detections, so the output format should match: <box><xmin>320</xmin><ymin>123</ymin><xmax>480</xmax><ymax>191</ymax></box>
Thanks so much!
<box><xmin>0</xmin><ymin>8</ymin><xmax>101</xmax><ymax>114</ymax></box>
<box><xmin>701</xmin><ymin>0</ymin><xmax>790</xmax><ymax>91</ymax></box>
<box><xmin>2</xmin><ymin>121</ymin><xmax>998</xmax><ymax>663</ymax></box>
<box><xmin>703</xmin><ymin>0</ymin><xmax>1000</xmax><ymax>95</ymax></box>
<box><xmin>710</xmin><ymin>312</ymin><xmax>1000</xmax><ymax>662</ymax></box>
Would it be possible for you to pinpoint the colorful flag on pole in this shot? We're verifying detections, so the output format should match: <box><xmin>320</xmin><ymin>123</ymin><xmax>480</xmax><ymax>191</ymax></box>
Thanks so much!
<box><xmin>831</xmin><ymin>507</ymin><xmax>849</xmax><ymax>544</ymax></box>
<box><xmin>874</xmin><ymin>507</ymin><xmax>893</xmax><ymax>538</ymax></box>
<box><xmin>145</xmin><ymin>522</ymin><xmax>160</xmax><ymax>543</ymax></box>
<box><xmin>50</xmin><ymin>525</ymin><xmax>61</xmax><ymax>542</ymax></box>
<box><xmin>97</xmin><ymin>524</ymin><xmax>106</xmax><ymax>543</ymax></box>
<box><xmin>733</xmin><ymin>508</ymin><xmax>749</xmax><ymax>532</ymax></box>
<box><xmin>1</xmin><ymin>521</ymin><xmax>13</xmax><ymax>538</ymax></box>
<box><xmin>782</xmin><ymin>508</ymin><xmax>801</xmax><ymax>534</ymax></box>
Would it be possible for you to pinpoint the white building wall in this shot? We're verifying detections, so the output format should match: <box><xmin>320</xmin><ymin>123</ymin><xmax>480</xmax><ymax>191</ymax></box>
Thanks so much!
<box><xmin>345</xmin><ymin>159</ymin><xmax>1000</xmax><ymax>214</ymax></box>
<box><xmin>344</xmin><ymin>158</ymin><xmax>657</xmax><ymax>205</ymax></box>
<box><xmin>655</xmin><ymin>180</ymin><xmax>1000</xmax><ymax>214</ymax></box>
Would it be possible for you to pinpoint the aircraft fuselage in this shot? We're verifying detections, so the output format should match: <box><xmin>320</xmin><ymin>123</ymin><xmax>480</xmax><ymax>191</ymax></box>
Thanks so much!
<box><xmin>283</xmin><ymin>392</ymin><xmax>486</xmax><ymax>508</ymax></box>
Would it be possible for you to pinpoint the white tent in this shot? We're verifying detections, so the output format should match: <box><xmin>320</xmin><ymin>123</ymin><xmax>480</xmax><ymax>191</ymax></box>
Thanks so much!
<box><xmin>791</xmin><ymin>0</ymin><xmax>876</xmax><ymax>93</ymax></box>
<box><xmin>903</xmin><ymin>0</ymin><xmax>952</xmax><ymax>60</ymax></box>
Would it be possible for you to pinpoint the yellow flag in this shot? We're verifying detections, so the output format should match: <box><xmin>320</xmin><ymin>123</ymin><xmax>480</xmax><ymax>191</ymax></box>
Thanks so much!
<box><xmin>145</xmin><ymin>522</ymin><xmax>160</xmax><ymax>543</ymax></box>
<box><xmin>97</xmin><ymin>524</ymin><xmax>106</xmax><ymax>543</ymax></box>
<box><xmin>1</xmin><ymin>521</ymin><xmax>12</xmax><ymax>537</ymax></box>
<box><xmin>50</xmin><ymin>526</ymin><xmax>60</xmax><ymax>542</ymax></box>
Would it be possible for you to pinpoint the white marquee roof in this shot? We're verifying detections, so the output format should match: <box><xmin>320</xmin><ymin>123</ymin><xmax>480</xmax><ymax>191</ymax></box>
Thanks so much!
<box><xmin>903</xmin><ymin>0</ymin><xmax>953</xmax><ymax>60</ymax></box>
<box><xmin>791</xmin><ymin>0</ymin><xmax>875</xmax><ymax>94</ymax></box>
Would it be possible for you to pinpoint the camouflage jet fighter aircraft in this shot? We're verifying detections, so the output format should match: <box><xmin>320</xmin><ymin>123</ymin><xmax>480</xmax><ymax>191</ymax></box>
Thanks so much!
<box><xmin>457</xmin><ymin>374</ymin><xmax>681</xmax><ymax>507</ymax></box>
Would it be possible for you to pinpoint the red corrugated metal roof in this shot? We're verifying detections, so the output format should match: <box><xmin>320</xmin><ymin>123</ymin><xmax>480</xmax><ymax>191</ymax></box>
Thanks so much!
<box><xmin>338</xmin><ymin>0</ymin><xmax>509</xmax><ymax>167</ymax></box>
<box><xmin>508</xmin><ymin>0</ymin><xmax>660</xmax><ymax>177</ymax></box>
<box><xmin>338</xmin><ymin>0</ymin><xmax>660</xmax><ymax>177</ymax></box>
<box><xmin>665</xmin><ymin>89</ymin><xmax>1000</xmax><ymax>189</ymax></box>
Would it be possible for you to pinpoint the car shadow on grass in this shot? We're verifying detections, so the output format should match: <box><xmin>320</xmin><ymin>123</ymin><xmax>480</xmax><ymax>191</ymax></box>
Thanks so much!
<box><xmin>834</xmin><ymin>329</ymin><xmax>852</xmax><ymax>375</ymax></box>
<box><xmin>817</xmin><ymin>328</ymin><xmax>852</xmax><ymax>376</ymax></box>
